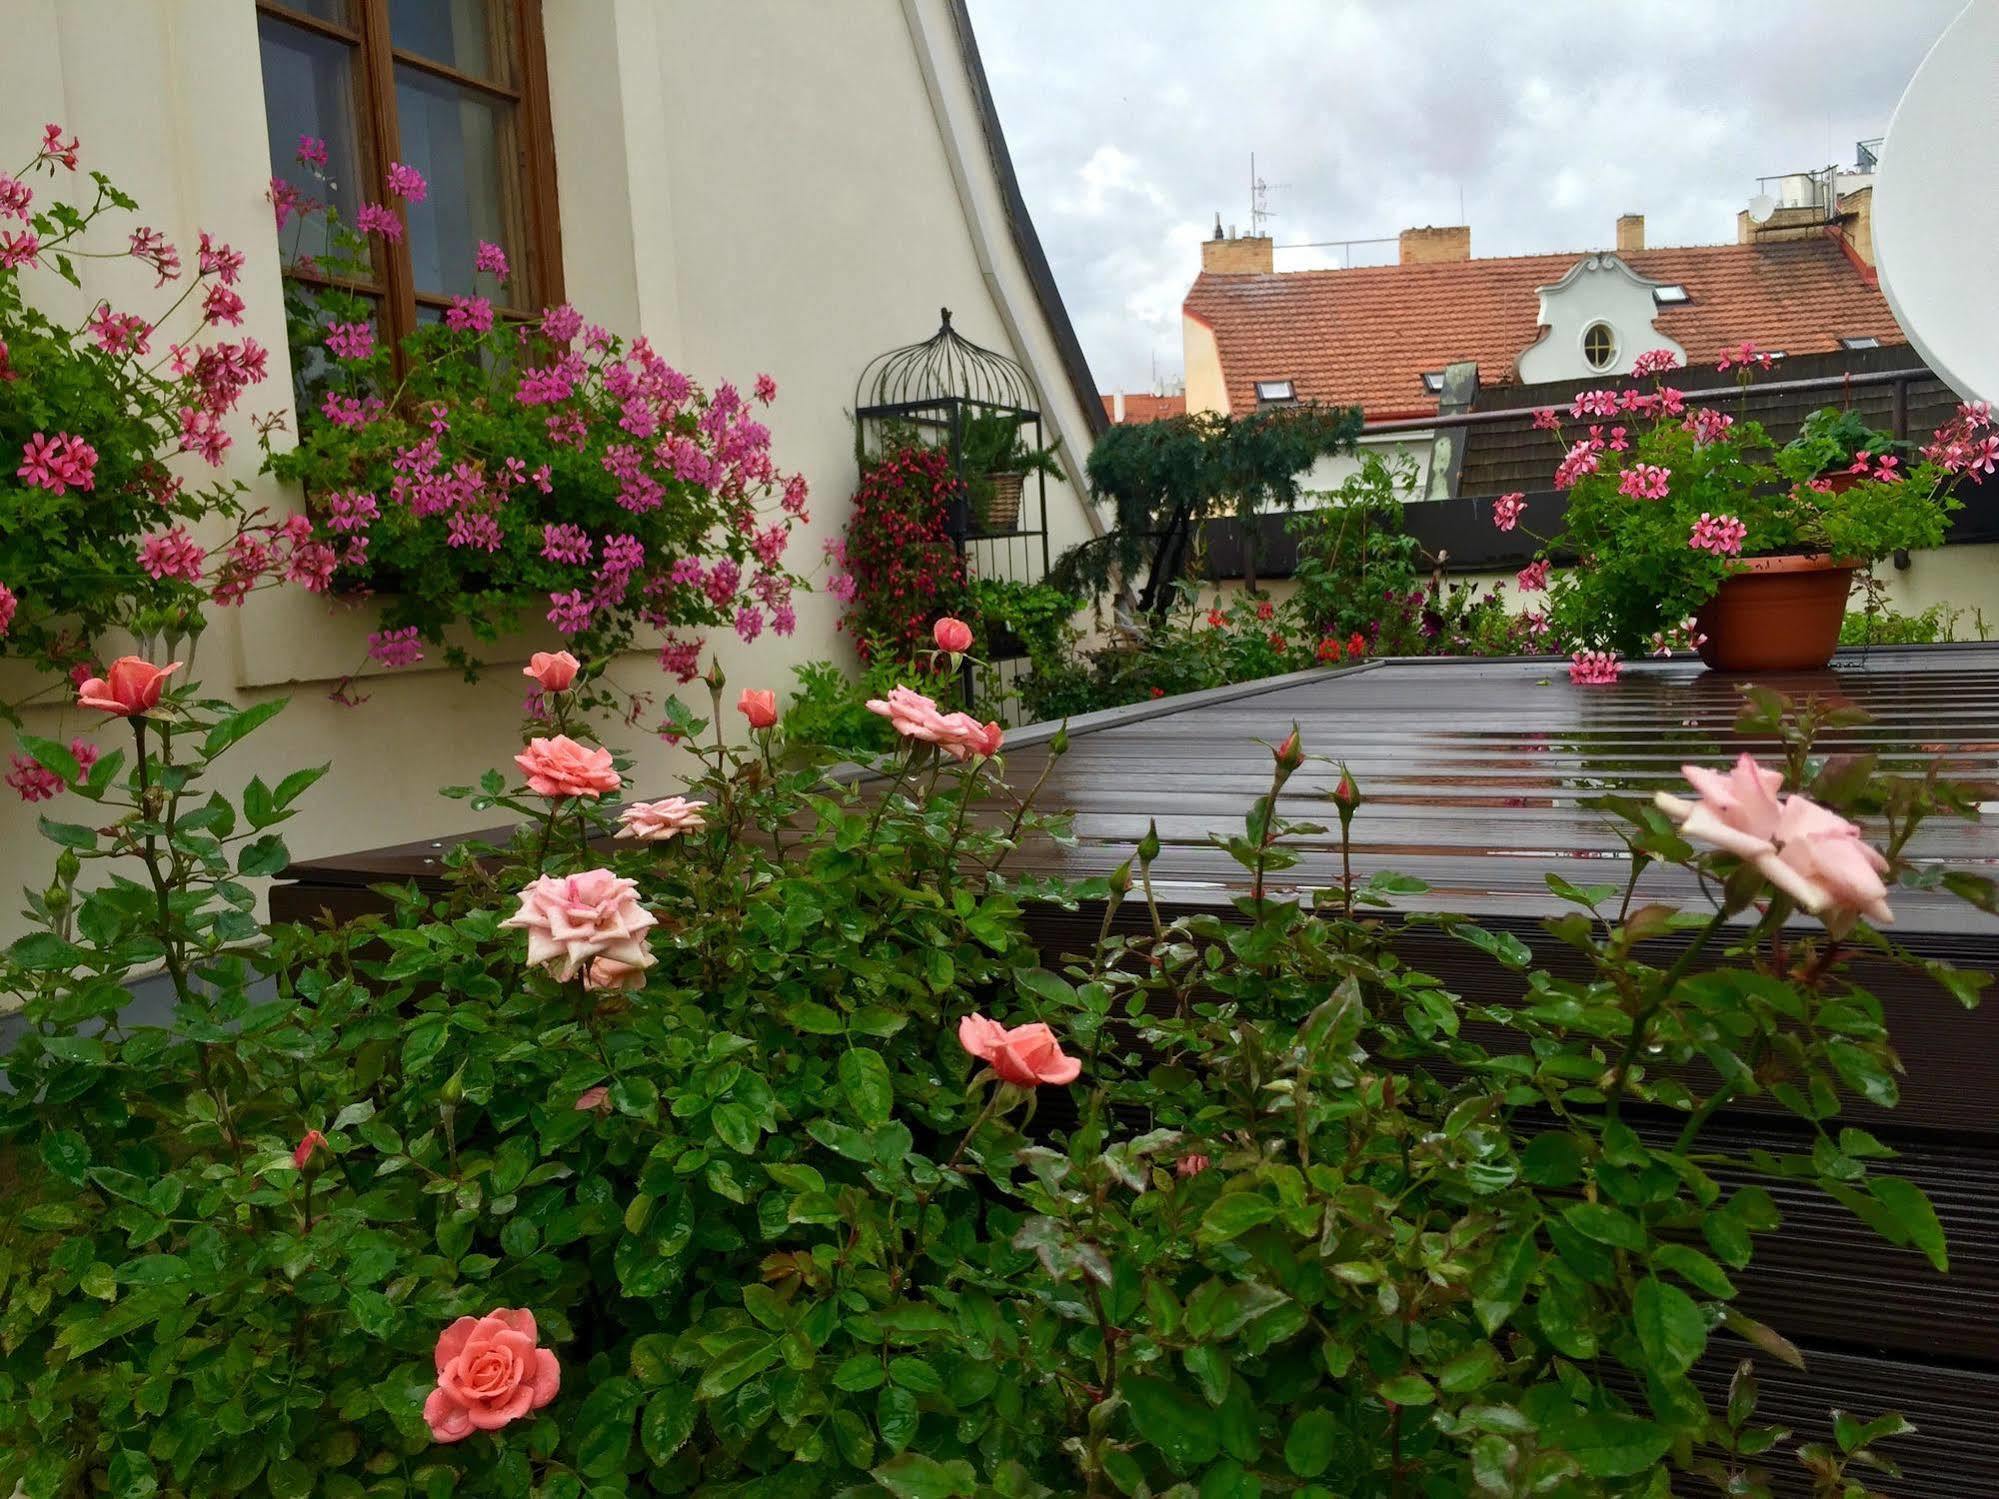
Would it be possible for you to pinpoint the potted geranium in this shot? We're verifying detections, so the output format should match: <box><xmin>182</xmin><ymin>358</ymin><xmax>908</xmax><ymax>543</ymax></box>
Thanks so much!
<box><xmin>1511</xmin><ymin>348</ymin><xmax>1988</xmax><ymax>676</ymax></box>
<box><xmin>1778</xmin><ymin>406</ymin><xmax>1913</xmax><ymax>492</ymax></box>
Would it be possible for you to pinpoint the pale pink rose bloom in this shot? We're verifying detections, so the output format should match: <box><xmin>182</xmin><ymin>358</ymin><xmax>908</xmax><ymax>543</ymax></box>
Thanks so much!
<box><xmin>933</xmin><ymin>616</ymin><xmax>973</xmax><ymax>654</ymax></box>
<box><xmin>1754</xmin><ymin>794</ymin><xmax>1895</xmax><ymax>933</ymax></box>
<box><xmin>582</xmin><ymin>955</ymin><xmax>648</xmax><ymax>992</ymax></box>
<box><xmin>957</xmin><ymin>1012</ymin><xmax>1082</xmax><ymax>1087</ymax></box>
<box><xmin>573</xmin><ymin>1086</ymin><xmax>610</xmax><ymax>1112</ymax></box>
<box><xmin>616</xmin><ymin>796</ymin><xmax>707</xmax><ymax>841</ymax></box>
<box><xmin>500</xmin><ymin>868</ymin><xmax>656</xmax><ymax>981</ymax></box>
<box><xmin>515</xmin><ymin>734</ymin><xmax>620</xmax><ymax>799</ymax></box>
<box><xmin>423</xmin><ymin>1308</ymin><xmax>560</xmax><ymax>1444</ymax></box>
<box><xmin>1652</xmin><ymin>754</ymin><xmax>1785</xmax><ymax>859</ymax></box>
<box><xmin>523</xmin><ymin>650</ymin><xmax>579</xmax><ymax>692</ymax></box>
<box><xmin>865</xmin><ymin>685</ymin><xmax>954</xmax><ymax>746</ymax></box>
<box><xmin>1176</xmin><ymin>1153</ymin><xmax>1210</xmax><ymax>1178</ymax></box>
<box><xmin>77</xmin><ymin>656</ymin><xmax>181</xmax><ymax>716</ymax></box>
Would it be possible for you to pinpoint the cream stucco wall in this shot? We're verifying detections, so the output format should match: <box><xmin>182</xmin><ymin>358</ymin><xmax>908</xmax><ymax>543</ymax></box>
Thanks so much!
<box><xmin>1182</xmin><ymin>314</ymin><xmax>1229</xmax><ymax>416</ymax></box>
<box><xmin>0</xmin><ymin>0</ymin><xmax>1100</xmax><ymax>938</ymax></box>
<box><xmin>1517</xmin><ymin>253</ymin><xmax>1685</xmax><ymax>385</ymax></box>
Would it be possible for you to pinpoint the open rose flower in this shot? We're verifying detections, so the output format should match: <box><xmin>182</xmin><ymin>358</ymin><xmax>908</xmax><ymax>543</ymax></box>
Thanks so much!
<box><xmin>582</xmin><ymin>955</ymin><xmax>649</xmax><ymax>993</ymax></box>
<box><xmin>616</xmin><ymin>796</ymin><xmax>707</xmax><ymax>841</ymax></box>
<box><xmin>937</xmin><ymin>712</ymin><xmax>1003</xmax><ymax>762</ymax></box>
<box><xmin>500</xmin><ymin>868</ymin><xmax>656</xmax><ymax>982</ymax></box>
<box><xmin>737</xmin><ymin>688</ymin><xmax>778</xmax><ymax>729</ymax></box>
<box><xmin>867</xmin><ymin>685</ymin><xmax>954</xmax><ymax>746</ymax></box>
<box><xmin>1652</xmin><ymin>754</ymin><xmax>1784</xmax><ymax>859</ymax></box>
<box><xmin>957</xmin><ymin>1013</ymin><xmax>1082</xmax><ymax>1087</ymax></box>
<box><xmin>933</xmin><ymin>616</ymin><xmax>973</xmax><ymax>654</ymax></box>
<box><xmin>515</xmin><ymin>734</ymin><xmax>619</xmax><ymax>799</ymax></box>
<box><xmin>77</xmin><ymin>656</ymin><xmax>180</xmax><ymax>716</ymax></box>
<box><xmin>423</xmin><ymin>1309</ymin><xmax>559</xmax><ymax>1444</ymax></box>
<box><xmin>523</xmin><ymin>650</ymin><xmax>579</xmax><ymax>692</ymax></box>
<box><xmin>1755</xmin><ymin>794</ymin><xmax>1895</xmax><ymax>934</ymax></box>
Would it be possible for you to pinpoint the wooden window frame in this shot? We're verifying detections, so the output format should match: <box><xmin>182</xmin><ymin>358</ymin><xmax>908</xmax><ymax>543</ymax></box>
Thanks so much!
<box><xmin>256</xmin><ymin>0</ymin><xmax>563</xmax><ymax>352</ymax></box>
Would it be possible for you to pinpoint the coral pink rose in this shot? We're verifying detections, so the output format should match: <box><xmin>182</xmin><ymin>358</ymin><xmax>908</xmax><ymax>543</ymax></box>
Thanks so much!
<box><xmin>500</xmin><ymin>868</ymin><xmax>657</xmax><ymax>982</ymax></box>
<box><xmin>77</xmin><ymin>656</ymin><xmax>180</xmax><ymax>716</ymax></box>
<box><xmin>933</xmin><ymin>616</ymin><xmax>973</xmax><ymax>654</ymax></box>
<box><xmin>737</xmin><ymin>688</ymin><xmax>778</xmax><ymax>729</ymax></box>
<box><xmin>866</xmin><ymin>685</ymin><xmax>955</xmax><ymax>747</ymax></box>
<box><xmin>934</xmin><ymin>712</ymin><xmax>1003</xmax><ymax>762</ymax></box>
<box><xmin>515</xmin><ymin>734</ymin><xmax>619</xmax><ymax>800</ymax></box>
<box><xmin>573</xmin><ymin>1085</ymin><xmax>610</xmax><ymax>1112</ymax></box>
<box><xmin>1653</xmin><ymin>754</ymin><xmax>1784</xmax><ymax>858</ymax></box>
<box><xmin>582</xmin><ymin>955</ymin><xmax>648</xmax><ymax>992</ymax></box>
<box><xmin>423</xmin><ymin>1308</ymin><xmax>560</xmax><ymax>1444</ymax></box>
<box><xmin>523</xmin><ymin>650</ymin><xmax>579</xmax><ymax>692</ymax></box>
<box><xmin>616</xmin><ymin>796</ymin><xmax>707</xmax><ymax>841</ymax></box>
<box><xmin>957</xmin><ymin>1013</ymin><xmax>1082</xmax><ymax>1087</ymax></box>
<box><xmin>1754</xmin><ymin>793</ymin><xmax>1894</xmax><ymax>934</ymax></box>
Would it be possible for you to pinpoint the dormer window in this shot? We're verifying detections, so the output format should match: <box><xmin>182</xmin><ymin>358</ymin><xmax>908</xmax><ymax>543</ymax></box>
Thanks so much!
<box><xmin>1582</xmin><ymin>321</ymin><xmax>1617</xmax><ymax>371</ymax></box>
<box><xmin>1254</xmin><ymin>379</ymin><xmax>1295</xmax><ymax>404</ymax></box>
<box><xmin>1421</xmin><ymin>371</ymin><xmax>1445</xmax><ymax>394</ymax></box>
<box><xmin>1653</xmin><ymin>284</ymin><xmax>1690</xmax><ymax>305</ymax></box>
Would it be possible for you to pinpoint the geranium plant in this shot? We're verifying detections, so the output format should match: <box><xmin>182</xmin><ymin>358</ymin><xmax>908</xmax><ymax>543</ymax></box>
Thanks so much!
<box><xmin>1508</xmin><ymin>348</ymin><xmax>1988</xmax><ymax>671</ymax></box>
<box><xmin>0</xmin><ymin>125</ymin><xmax>296</xmax><ymax>699</ymax></box>
<box><xmin>261</xmin><ymin>145</ymin><xmax>807</xmax><ymax>696</ymax></box>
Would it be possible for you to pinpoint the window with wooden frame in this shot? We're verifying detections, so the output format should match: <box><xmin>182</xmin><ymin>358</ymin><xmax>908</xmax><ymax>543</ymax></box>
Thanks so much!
<box><xmin>256</xmin><ymin>0</ymin><xmax>562</xmax><ymax>351</ymax></box>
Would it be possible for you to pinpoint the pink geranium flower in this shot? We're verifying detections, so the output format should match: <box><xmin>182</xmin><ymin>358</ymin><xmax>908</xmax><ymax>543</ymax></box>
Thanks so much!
<box><xmin>1688</xmin><ymin>512</ymin><xmax>1748</xmax><ymax>557</ymax></box>
<box><xmin>515</xmin><ymin>734</ymin><xmax>620</xmax><ymax>799</ymax></box>
<box><xmin>474</xmin><ymin>240</ymin><xmax>510</xmax><ymax>280</ymax></box>
<box><xmin>326</xmin><ymin>321</ymin><xmax>374</xmax><ymax>361</ymax></box>
<box><xmin>1491</xmin><ymin>493</ymin><xmax>1525</xmax><ymax>531</ymax></box>
<box><xmin>1516</xmin><ymin>559</ymin><xmax>1550</xmax><ymax>592</ymax></box>
<box><xmin>423</xmin><ymin>1310</ymin><xmax>560</xmax><ymax>1445</ymax></box>
<box><xmin>1568</xmin><ymin>650</ymin><xmax>1620</xmax><ymax>685</ymax></box>
<box><xmin>356</xmin><ymin>201</ymin><xmax>403</xmax><ymax>241</ymax></box>
<box><xmin>1618</xmin><ymin>463</ymin><xmax>1671</xmax><ymax>501</ymax></box>
<box><xmin>501</xmin><ymin>868</ymin><xmax>656</xmax><ymax>982</ymax></box>
<box><xmin>957</xmin><ymin>1013</ymin><xmax>1082</xmax><ymax>1086</ymax></box>
<box><xmin>386</xmin><ymin>161</ymin><xmax>428</xmax><ymax>204</ymax></box>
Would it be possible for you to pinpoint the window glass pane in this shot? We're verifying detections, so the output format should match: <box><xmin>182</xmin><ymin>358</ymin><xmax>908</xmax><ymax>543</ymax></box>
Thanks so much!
<box><xmin>395</xmin><ymin>65</ymin><xmax>528</xmax><ymax>307</ymax></box>
<box><xmin>266</xmin><ymin>0</ymin><xmax>354</xmax><ymax>27</ymax></box>
<box><xmin>259</xmin><ymin>13</ymin><xmax>369</xmax><ymax>270</ymax></box>
<box><xmin>391</xmin><ymin>0</ymin><xmax>513</xmax><ymax>85</ymax></box>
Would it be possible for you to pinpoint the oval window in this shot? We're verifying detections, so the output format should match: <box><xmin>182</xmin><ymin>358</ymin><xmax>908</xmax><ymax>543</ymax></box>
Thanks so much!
<box><xmin>1582</xmin><ymin>321</ymin><xmax>1617</xmax><ymax>371</ymax></box>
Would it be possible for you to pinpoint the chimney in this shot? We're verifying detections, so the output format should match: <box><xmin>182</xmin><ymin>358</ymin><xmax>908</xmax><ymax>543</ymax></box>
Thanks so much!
<box><xmin>1398</xmin><ymin>225</ymin><xmax>1470</xmax><ymax>265</ymax></box>
<box><xmin>1616</xmin><ymin>213</ymin><xmax>1645</xmax><ymax>254</ymax></box>
<box><xmin>1200</xmin><ymin>222</ymin><xmax>1275</xmax><ymax>275</ymax></box>
<box><xmin>1838</xmin><ymin>186</ymin><xmax>1875</xmax><ymax>268</ymax></box>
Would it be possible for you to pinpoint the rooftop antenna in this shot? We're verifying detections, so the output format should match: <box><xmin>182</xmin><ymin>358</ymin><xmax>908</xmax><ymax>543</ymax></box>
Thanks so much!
<box><xmin>1249</xmin><ymin>152</ymin><xmax>1285</xmax><ymax>236</ymax></box>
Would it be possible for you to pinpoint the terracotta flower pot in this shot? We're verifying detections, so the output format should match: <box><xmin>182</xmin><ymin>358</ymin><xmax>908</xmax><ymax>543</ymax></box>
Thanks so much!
<box><xmin>1694</xmin><ymin>554</ymin><xmax>1855</xmax><ymax>673</ymax></box>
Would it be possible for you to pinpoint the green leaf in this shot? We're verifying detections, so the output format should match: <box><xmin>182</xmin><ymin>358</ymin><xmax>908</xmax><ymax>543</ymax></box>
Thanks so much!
<box><xmin>833</xmin><ymin>1355</ymin><xmax>885</xmax><ymax>1392</ymax></box>
<box><xmin>1563</xmin><ymin>1201</ymin><xmax>1647</xmax><ymax>1250</ymax></box>
<box><xmin>784</xmin><ymin>1000</ymin><xmax>844</xmax><ymax>1035</ymax></box>
<box><xmin>107</xmin><ymin>1449</ymin><xmax>157</xmax><ymax>1499</ymax></box>
<box><xmin>877</xmin><ymin>1385</ymin><xmax>919</xmax><ymax>1455</ymax></box>
<box><xmin>1283</xmin><ymin>1408</ymin><xmax>1338</xmax><ymax>1477</ymax></box>
<box><xmin>871</xmin><ymin>1452</ymin><xmax>976</xmax><ymax>1499</ymax></box>
<box><xmin>1198</xmin><ymin>1192</ymin><xmax>1276</xmax><ymax>1245</ymax></box>
<box><xmin>1438</xmin><ymin>1342</ymin><xmax>1503</xmax><ymax>1394</ymax></box>
<box><xmin>1519</xmin><ymin>1132</ymin><xmax>1586</xmax><ymax>1187</ymax></box>
<box><xmin>1542</xmin><ymin>1410</ymin><xmax>1672</xmax><ymax>1478</ymax></box>
<box><xmin>1377</xmin><ymin>1373</ymin><xmax>1435</xmax><ymax>1407</ymax></box>
<box><xmin>1633</xmin><ymin>1277</ymin><xmax>1706</xmax><ymax>1376</ymax></box>
<box><xmin>640</xmin><ymin>1385</ymin><xmax>697</xmax><ymax>1465</ymax></box>
<box><xmin>1870</xmin><ymin>1176</ymin><xmax>1948</xmax><ymax>1272</ymax></box>
<box><xmin>236</xmin><ymin>834</ymin><xmax>290</xmax><ymax>877</ymax></box>
<box><xmin>17</xmin><ymin>733</ymin><xmax>80</xmax><ymax>785</ymax></box>
<box><xmin>571</xmin><ymin>1376</ymin><xmax>640</xmax><ymax>1478</ymax></box>
<box><xmin>695</xmin><ymin>1332</ymin><xmax>776</xmax><ymax>1398</ymax></box>
<box><xmin>1652</xmin><ymin>1243</ymin><xmax>1736</xmax><ymax>1299</ymax></box>
<box><xmin>1122</xmin><ymin>1375</ymin><xmax>1222</xmax><ymax>1473</ymax></box>
<box><xmin>839</xmin><ymin>1047</ymin><xmax>893</xmax><ymax>1126</ymax></box>
<box><xmin>201</xmin><ymin>698</ymin><xmax>287</xmax><ymax>759</ymax></box>
<box><xmin>9</xmin><ymin>932</ymin><xmax>85</xmax><ymax>971</ymax></box>
<box><xmin>37</xmin><ymin>815</ymin><xmax>98</xmax><ymax>850</ymax></box>
<box><xmin>273</xmin><ymin>763</ymin><xmax>329</xmax><ymax>808</ymax></box>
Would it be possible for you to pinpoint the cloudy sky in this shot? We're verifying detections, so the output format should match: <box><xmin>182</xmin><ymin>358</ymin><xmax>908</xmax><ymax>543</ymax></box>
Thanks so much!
<box><xmin>970</xmin><ymin>0</ymin><xmax>1961</xmax><ymax>394</ymax></box>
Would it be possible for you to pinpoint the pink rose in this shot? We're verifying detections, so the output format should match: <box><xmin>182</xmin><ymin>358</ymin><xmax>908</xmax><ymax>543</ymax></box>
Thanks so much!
<box><xmin>523</xmin><ymin>650</ymin><xmax>579</xmax><ymax>692</ymax></box>
<box><xmin>515</xmin><ymin>734</ymin><xmax>619</xmax><ymax>800</ymax></box>
<box><xmin>77</xmin><ymin>656</ymin><xmax>181</xmax><ymax>716</ymax></box>
<box><xmin>933</xmin><ymin>616</ymin><xmax>973</xmax><ymax>654</ymax></box>
<box><xmin>1176</xmin><ymin>1153</ymin><xmax>1210</xmax><ymax>1178</ymax></box>
<box><xmin>936</xmin><ymin>712</ymin><xmax>1003</xmax><ymax>762</ymax></box>
<box><xmin>616</xmin><ymin>796</ymin><xmax>707</xmax><ymax>841</ymax></box>
<box><xmin>292</xmin><ymin>1129</ymin><xmax>326</xmax><ymax>1168</ymax></box>
<box><xmin>737</xmin><ymin>688</ymin><xmax>778</xmax><ymax>729</ymax></box>
<box><xmin>1652</xmin><ymin>754</ymin><xmax>1784</xmax><ymax>859</ymax></box>
<box><xmin>957</xmin><ymin>1013</ymin><xmax>1082</xmax><ymax>1087</ymax></box>
<box><xmin>1754</xmin><ymin>794</ymin><xmax>1894</xmax><ymax>934</ymax></box>
<box><xmin>582</xmin><ymin>955</ymin><xmax>648</xmax><ymax>992</ymax></box>
<box><xmin>573</xmin><ymin>1085</ymin><xmax>611</xmax><ymax>1112</ymax></box>
<box><xmin>423</xmin><ymin>1309</ymin><xmax>559</xmax><ymax>1444</ymax></box>
<box><xmin>500</xmin><ymin>868</ymin><xmax>657</xmax><ymax>982</ymax></box>
<box><xmin>866</xmin><ymin>685</ymin><xmax>955</xmax><ymax>748</ymax></box>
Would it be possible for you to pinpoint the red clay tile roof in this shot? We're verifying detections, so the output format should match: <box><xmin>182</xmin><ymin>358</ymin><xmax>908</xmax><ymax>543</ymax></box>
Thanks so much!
<box><xmin>1099</xmin><ymin>391</ymin><xmax>1187</xmax><ymax>423</ymax></box>
<box><xmin>1183</xmin><ymin>235</ymin><xmax>1906</xmax><ymax>419</ymax></box>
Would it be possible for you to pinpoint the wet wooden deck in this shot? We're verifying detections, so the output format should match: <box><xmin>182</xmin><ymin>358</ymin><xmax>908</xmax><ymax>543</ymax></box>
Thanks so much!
<box><xmin>278</xmin><ymin>644</ymin><xmax>1999</xmax><ymax>1494</ymax></box>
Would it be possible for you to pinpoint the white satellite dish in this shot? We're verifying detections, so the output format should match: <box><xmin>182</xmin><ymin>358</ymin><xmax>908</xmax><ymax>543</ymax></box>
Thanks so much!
<box><xmin>1874</xmin><ymin>0</ymin><xmax>1996</xmax><ymax>403</ymax></box>
<box><xmin>1746</xmin><ymin>193</ymin><xmax>1777</xmax><ymax>226</ymax></box>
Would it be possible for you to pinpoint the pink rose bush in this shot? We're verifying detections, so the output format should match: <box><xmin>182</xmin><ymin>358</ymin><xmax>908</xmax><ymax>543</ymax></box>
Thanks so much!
<box><xmin>501</xmin><ymin>868</ymin><xmax>657</xmax><ymax>982</ymax></box>
<box><xmin>957</xmin><ymin>1013</ymin><xmax>1082</xmax><ymax>1087</ymax></box>
<box><xmin>524</xmin><ymin>650</ymin><xmax>580</xmax><ymax>693</ymax></box>
<box><xmin>423</xmin><ymin>1309</ymin><xmax>560</xmax><ymax>1444</ymax></box>
<box><xmin>866</xmin><ymin>685</ymin><xmax>1003</xmax><ymax>762</ymax></box>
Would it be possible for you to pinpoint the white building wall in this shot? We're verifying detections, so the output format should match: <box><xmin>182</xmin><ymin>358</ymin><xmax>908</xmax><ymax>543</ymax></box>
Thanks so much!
<box><xmin>0</xmin><ymin>0</ymin><xmax>1100</xmax><ymax>938</ymax></box>
<box><xmin>1516</xmin><ymin>254</ymin><xmax>1686</xmax><ymax>385</ymax></box>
